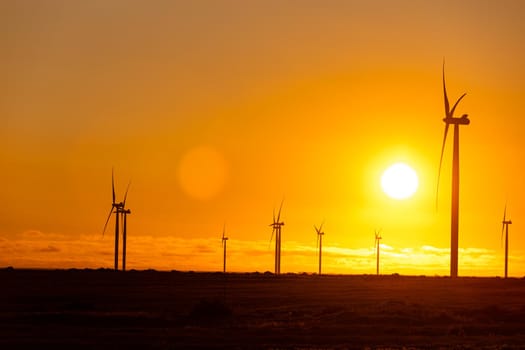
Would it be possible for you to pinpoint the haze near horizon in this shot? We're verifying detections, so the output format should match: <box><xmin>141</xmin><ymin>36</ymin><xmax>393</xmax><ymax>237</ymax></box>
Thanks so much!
<box><xmin>2</xmin><ymin>1</ymin><xmax>525</xmax><ymax>276</ymax></box>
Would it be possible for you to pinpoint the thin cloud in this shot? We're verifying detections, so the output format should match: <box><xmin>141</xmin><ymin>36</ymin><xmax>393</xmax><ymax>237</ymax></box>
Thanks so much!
<box><xmin>0</xmin><ymin>232</ymin><xmax>522</xmax><ymax>276</ymax></box>
<box><xmin>37</xmin><ymin>245</ymin><xmax>60</xmax><ymax>253</ymax></box>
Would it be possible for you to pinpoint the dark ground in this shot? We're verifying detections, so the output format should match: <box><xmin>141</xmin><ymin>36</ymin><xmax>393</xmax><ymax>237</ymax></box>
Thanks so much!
<box><xmin>1</xmin><ymin>268</ymin><xmax>525</xmax><ymax>349</ymax></box>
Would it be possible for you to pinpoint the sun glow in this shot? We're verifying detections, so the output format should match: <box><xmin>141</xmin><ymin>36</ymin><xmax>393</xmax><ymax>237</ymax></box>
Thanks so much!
<box><xmin>381</xmin><ymin>163</ymin><xmax>419</xmax><ymax>200</ymax></box>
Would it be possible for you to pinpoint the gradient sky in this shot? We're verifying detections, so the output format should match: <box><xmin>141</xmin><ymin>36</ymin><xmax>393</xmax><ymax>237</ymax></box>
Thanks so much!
<box><xmin>2</xmin><ymin>0</ymin><xmax>525</xmax><ymax>276</ymax></box>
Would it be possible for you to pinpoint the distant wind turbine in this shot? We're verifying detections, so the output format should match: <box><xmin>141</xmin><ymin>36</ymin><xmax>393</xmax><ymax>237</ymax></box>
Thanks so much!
<box><xmin>314</xmin><ymin>223</ymin><xmax>324</xmax><ymax>275</ymax></box>
<box><xmin>221</xmin><ymin>224</ymin><xmax>228</xmax><ymax>273</ymax></box>
<box><xmin>501</xmin><ymin>204</ymin><xmax>512</xmax><ymax>279</ymax></box>
<box><xmin>102</xmin><ymin>169</ymin><xmax>130</xmax><ymax>271</ymax></box>
<box><xmin>374</xmin><ymin>230</ymin><xmax>382</xmax><ymax>276</ymax></box>
<box><xmin>269</xmin><ymin>200</ymin><xmax>284</xmax><ymax>275</ymax></box>
<box><xmin>436</xmin><ymin>61</ymin><xmax>470</xmax><ymax>278</ymax></box>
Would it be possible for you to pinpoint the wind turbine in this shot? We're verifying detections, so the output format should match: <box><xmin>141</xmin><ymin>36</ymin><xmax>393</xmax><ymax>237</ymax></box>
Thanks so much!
<box><xmin>374</xmin><ymin>230</ymin><xmax>382</xmax><ymax>276</ymax></box>
<box><xmin>221</xmin><ymin>224</ymin><xmax>228</xmax><ymax>273</ymax></box>
<box><xmin>437</xmin><ymin>62</ymin><xmax>470</xmax><ymax>278</ymax></box>
<box><xmin>269</xmin><ymin>200</ymin><xmax>284</xmax><ymax>275</ymax></box>
<box><xmin>501</xmin><ymin>204</ymin><xmax>512</xmax><ymax>279</ymax></box>
<box><xmin>102</xmin><ymin>169</ymin><xmax>130</xmax><ymax>271</ymax></box>
<box><xmin>314</xmin><ymin>223</ymin><xmax>324</xmax><ymax>275</ymax></box>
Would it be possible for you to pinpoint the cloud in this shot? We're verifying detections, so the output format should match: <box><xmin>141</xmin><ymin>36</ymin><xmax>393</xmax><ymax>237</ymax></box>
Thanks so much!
<box><xmin>37</xmin><ymin>245</ymin><xmax>60</xmax><ymax>253</ymax></box>
<box><xmin>192</xmin><ymin>244</ymin><xmax>215</xmax><ymax>254</ymax></box>
<box><xmin>18</xmin><ymin>230</ymin><xmax>69</xmax><ymax>241</ymax></box>
<box><xmin>0</xmin><ymin>232</ymin><xmax>521</xmax><ymax>276</ymax></box>
<box><xmin>421</xmin><ymin>245</ymin><xmax>449</xmax><ymax>253</ymax></box>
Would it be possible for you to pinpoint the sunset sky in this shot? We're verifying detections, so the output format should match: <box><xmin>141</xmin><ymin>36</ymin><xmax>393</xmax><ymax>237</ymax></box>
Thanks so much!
<box><xmin>2</xmin><ymin>1</ymin><xmax>525</xmax><ymax>276</ymax></box>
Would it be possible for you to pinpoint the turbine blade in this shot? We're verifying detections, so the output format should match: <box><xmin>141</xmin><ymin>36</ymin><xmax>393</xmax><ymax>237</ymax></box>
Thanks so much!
<box><xmin>436</xmin><ymin>123</ymin><xmax>450</xmax><ymax>209</ymax></box>
<box><xmin>450</xmin><ymin>93</ymin><xmax>467</xmax><ymax>117</ymax></box>
<box><xmin>269</xmin><ymin>227</ymin><xmax>275</xmax><ymax>248</ymax></box>
<box><xmin>273</xmin><ymin>207</ymin><xmax>276</xmax><ymax>223</ymax></box>
<box><xmin>111</xmin><ymin>168</ymin><xmax>116</xmax><ymax>204</ymax></box>
<box><xmin>102</xmin><ymin>207</ymin><xmax>114</xmax><ymax>237</ymax></box>
<box><xmin>501</xmin><ymin>223</ymin><xmax>504</xmax><ymax>248</ymax></box>
<box><xmin>122</xmin><ymin>181</ymin><xmax>131</xmax><ymax>207</ymax></box>
<box><xmin>222</xmin><ymin>223</ymin><xmax>225</xmax><ymax>240</ymax></box>
<box><xmin>501</xmin><ymin>202</ymin><xmax>507</xmax><ymax>248</ymax></box>
<box><xmin>276</xmin><ymin>199</ymin><xmax>284</xmax><ymax>223</ymax></box>
<box><xmin>319</xmin><ymin>221</ymin><xmax>324</xmax><ymax>233</ymax></box>
<box><xmin>316</xmin><ymin>233</ymin><xmax>319</xmax><ymax>248</ymax></box>
<box><xmin>314</xmin><ymin>225</ymin><xmax>319</xmax><ymax>234</ymax></box>
<box><xmin>443</xmin><ymin>61</ymin><xmax>451</xmax><ymax>117</ymax></box>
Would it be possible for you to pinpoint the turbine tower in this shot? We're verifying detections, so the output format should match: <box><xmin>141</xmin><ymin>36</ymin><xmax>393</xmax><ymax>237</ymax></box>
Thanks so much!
<box><xmin>314</xmin><ymin>223</ymin><xmax>324</xmax><ymax>275</ymax></box>
<box><xmin>374</xmin><ymin>230</ymin><xmax>382</xmax><ymax>276</ymax></box>
<box><xmin>501</xmin><ymin>204</ymin><xmax>512</xmax><ymax>279</ymax></box>
<box><xmin>269</xmin><ymin>200</ymin><xmax>284</xmax><ymax>275</ymax></box>
<box><xmin>437</xmin><ymin>62</ymin><xmax>470</xmax><ymax>278</ymax></box>
<box><xmin>221</xmin><ymin>224</ymin><xmax>228</xmax><ymax>273</ymax></box>
<box><xmin>102</xmin><ymin>169</ymin><xmax>130</xmax><ymax>271</ymax></box>
<box><xmin>121</xmin><ymin>184</ymin><xmax>131</xmax><ymax>272</ymax></box>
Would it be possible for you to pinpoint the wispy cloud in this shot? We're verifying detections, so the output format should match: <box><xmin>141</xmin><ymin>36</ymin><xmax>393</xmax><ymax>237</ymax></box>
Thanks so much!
<box><xmin>37</xmin><ymin>245</ymin><xmax>61</xmax><ymax>253</ymax></box>
<box><xmin>0</xmin><ymin>230</ymin><xmax>520</xmax><ymax>276</ymax></box>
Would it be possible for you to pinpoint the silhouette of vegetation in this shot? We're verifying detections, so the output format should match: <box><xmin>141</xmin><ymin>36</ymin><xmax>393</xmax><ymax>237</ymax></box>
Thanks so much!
<box><xmin>2</xmin><ymin>270</ymin><xmax>525</xmax><ymax>348</ymax></box>
<box><xmin>187</xmin><ymin>298</ymin><xmax>233</xmax><ymax>325</ymax></box>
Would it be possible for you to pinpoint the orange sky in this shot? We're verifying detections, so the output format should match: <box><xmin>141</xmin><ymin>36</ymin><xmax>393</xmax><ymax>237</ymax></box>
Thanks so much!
<box><xmin>2</xmin><ymin>1</ymin><xmax>525</xmax><ymax>276</ymax></box>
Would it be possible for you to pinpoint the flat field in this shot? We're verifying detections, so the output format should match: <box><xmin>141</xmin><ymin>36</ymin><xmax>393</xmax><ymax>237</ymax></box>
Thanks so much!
<box><xmin>1</xmin><ymin>269</ymin><xmax>525</xmax><ymax>349</ymax></box>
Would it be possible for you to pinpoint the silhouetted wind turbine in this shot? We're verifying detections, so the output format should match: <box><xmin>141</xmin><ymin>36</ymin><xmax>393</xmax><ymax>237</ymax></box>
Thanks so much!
<box><xmin>221</xmin><ymin>224</ymin><xmax>228</xmax><ymax>273</ymax></box>
<box><xmin>314</xmin><ymin>223</ymin><xmax>324</xmax><ymax>275</ymax></box>
<box><xmin>436</xmin><ymin>62</ymin><xmax>470</xmax><ymax>278</ymax></box>
<box><xmin>374</xmin><ymin>230</ymin><xmax>382</xmax><ymax>276</ymax></box>
<box><xmin>501</xmin><ymin>204</ymin><xmax>512</xmax><ymax>279</ymax></box>
<box><xmin>269</xmin><ymin>200</ymin><xmax>284</xmax><ymax>275</ymax></box>
<box><xmin>102</xmin><ymin>169</ymin><xmax>130</xmax><ymax>271</ymax></box>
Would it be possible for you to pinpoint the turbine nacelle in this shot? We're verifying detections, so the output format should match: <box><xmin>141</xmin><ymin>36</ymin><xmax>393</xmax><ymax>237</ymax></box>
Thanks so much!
<box><xmin>443</xmin><ymin>115</ymin><xmax>470</xmax><ymax>125</ymax></box>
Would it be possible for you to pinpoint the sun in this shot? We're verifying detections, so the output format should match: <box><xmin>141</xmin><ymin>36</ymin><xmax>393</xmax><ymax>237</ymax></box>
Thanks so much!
<box><xmin>381</xmin><ymin>163</ymin><xmax>419</xmax><ymax>200</ymax></box>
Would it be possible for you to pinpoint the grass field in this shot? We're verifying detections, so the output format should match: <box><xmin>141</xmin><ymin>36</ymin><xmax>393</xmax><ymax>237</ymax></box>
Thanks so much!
<box><xmin>1</xmin><ymin>269</ymin><xmax>525</xmax><ymax>349</ymax></box>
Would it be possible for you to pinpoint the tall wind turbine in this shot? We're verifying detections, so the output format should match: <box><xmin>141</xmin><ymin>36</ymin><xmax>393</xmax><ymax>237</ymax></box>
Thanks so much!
<box><xmin>314</xmin><ymin>223</ymin><xmax>324</xmax><ymax>275</ymax></box>
<box><xmin>437</xmin><ymin>62</ymin><xmax>470</xmax><ymax>278</ymax></box>
<box><xmin>501</xmin><ymin>204</ymin><xmax>512</xmax><ymax>279</ymax></box>
<box><xmin>374</xmin><ymin>230</ymin><xmax>382</xmax><ymax>276</ymax></box>
<box><xmin>102</xmin><ymin>169</ymin><xmax>130</xmax><ymax>271</ymax></box>
<box><xmin>221</xmin><ymin>224</ymin><xmax>228</xmax><ymax>273</ymax></box>
<box><xmin>269</xmin><ymin>200</ymin><xmax>284</xmax><ymax>275</ymax></box>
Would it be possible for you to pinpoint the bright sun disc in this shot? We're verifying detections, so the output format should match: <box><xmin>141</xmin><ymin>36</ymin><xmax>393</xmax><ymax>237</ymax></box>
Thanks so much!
<box><xmin>381</xmin><ymin>163</ymin><xmax>419</xmax><ymax>200</ymax></box>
